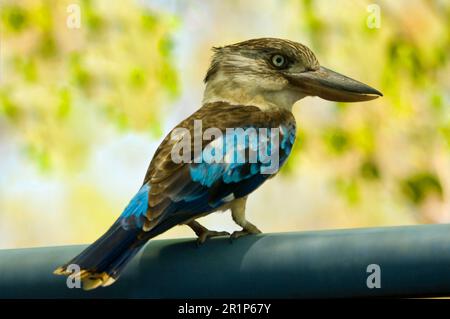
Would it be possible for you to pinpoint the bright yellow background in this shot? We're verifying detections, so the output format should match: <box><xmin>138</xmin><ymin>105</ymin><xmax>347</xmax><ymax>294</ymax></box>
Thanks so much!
<box><xmin>1</xmin><ymin>0</ymin><xmax>449</xmax><ymax>248</ymax></box>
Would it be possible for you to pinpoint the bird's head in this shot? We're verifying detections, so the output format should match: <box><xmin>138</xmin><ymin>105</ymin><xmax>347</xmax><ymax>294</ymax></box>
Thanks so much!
<box><xmin>203</xmin><ymin>38</ymin><xmax>382</xmax><ymax>110</ymax></box>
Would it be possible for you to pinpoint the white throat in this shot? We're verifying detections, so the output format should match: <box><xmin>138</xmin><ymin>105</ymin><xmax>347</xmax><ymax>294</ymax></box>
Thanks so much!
<box><xmin>202</xmin><ymin>73</ymin><xmax>305</xmax><ymax>112</ymax></box>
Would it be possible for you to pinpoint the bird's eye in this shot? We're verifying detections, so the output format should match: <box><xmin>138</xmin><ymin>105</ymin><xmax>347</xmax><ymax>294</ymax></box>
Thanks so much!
<box><xmin>271</xmin><ymin>54</ymin><xmax>287</xmax><ymax>68</ymax></box>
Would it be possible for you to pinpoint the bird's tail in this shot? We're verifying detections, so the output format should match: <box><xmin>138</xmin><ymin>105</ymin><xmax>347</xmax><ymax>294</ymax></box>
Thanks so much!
<box><xmin>54</xmin><ymin>184</ymin><xmax>154</xmax><ymax>290</ymax></box>
<box><xmin>54</xmin><ymin>221</ymin><xmax>148</xmax><ymax>290</ymax></box>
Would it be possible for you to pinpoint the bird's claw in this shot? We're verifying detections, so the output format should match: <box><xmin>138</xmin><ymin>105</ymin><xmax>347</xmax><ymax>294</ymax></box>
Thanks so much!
<box><xmin>229</xmin><ymin>228</ymin><xmax>262</xmax><ymax>242</ymax></box>
<box><xmin>196</xmin><ymin>230</ymin><xmax>230</xmax><ymax>245</ymax></box>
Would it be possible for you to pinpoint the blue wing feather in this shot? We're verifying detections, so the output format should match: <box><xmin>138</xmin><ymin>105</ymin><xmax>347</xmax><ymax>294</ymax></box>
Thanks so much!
<box><xmin>188</xmin><ymin>123</ymin><xmax>295</xmax><ymax>207</ymax></box>
<box><xmin>119</xmin><ymin>122</ymin><xmax>295</xmax><ymax>231</ymax></box>
<box><xmin>119</xmin><ymin>184</ymin><xmax>150</xmax><ymax>229</ymax></box>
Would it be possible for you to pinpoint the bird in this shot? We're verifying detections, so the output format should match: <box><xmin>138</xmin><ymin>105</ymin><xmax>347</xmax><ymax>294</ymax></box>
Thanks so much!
<box><xmin>54</xmin><ymin>38</ymin><xmax>382</xmax><ymax>290</ymax></box>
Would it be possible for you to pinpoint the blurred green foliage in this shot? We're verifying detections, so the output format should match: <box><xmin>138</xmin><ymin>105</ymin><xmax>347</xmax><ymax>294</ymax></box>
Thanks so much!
<box><xmin>402</xmin><ymin>172</ymin><xmax>443</xmax><ymax>204</ymax></box>
<box><xmin>0</xmin><ymin>0</ymin><xmax>179</xmax><ymax>171</ymax></box>
<box><xmin>0</xmin><ymin>1</ymin><xmax>449</xmax><ymax>247</ymax></box>
<box><xmin>288</xmin><ymin>0</ymin><xmax>450</xmax><ymax>210</ymax></box>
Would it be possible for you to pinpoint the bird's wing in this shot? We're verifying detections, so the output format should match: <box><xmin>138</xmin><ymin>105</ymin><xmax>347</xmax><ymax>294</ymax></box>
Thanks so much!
<box><xmin>120</xmin><ymin>102</ymin><xmax>296</xmax><ymax>233</ymax></box>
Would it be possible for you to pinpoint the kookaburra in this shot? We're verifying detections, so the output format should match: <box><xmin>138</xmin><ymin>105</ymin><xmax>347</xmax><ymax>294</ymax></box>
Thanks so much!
<box><xmin>55</xmin><ymin>38</ymin><xmax>382</xmax><ymax>290</ymax></box>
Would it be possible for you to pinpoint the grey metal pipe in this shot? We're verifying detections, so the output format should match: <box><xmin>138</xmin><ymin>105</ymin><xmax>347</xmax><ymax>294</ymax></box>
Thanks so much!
<box><xmin>1</xmin><ymin>224</ymin><xmax>450</xmax><ymax>298</ymax></box>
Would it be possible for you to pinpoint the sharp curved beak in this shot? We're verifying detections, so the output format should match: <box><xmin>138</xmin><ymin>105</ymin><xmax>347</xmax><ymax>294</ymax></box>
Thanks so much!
<box><xmin>287</xmin><ymin>66</ymin><xmax>383</xmax><ymax>102</ymax></box>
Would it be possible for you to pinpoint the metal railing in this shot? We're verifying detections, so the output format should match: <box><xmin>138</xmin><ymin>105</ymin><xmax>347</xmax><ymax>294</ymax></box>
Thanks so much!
<box><xmin>1</xmin><ymin>224</ymin><xmax>450</xmax><ymax>298</ymax></box>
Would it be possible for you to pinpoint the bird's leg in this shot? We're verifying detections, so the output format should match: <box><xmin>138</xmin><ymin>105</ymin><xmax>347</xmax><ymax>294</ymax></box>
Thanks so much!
<box><xmin>186</xmin><ymin>220</ymin><xmax>229</xmax><ymax>245</ymax></box>
<box><xmin>230</xmin><ymin>197</ymin><xmax>262</xmax><ymax>240</ymax></box>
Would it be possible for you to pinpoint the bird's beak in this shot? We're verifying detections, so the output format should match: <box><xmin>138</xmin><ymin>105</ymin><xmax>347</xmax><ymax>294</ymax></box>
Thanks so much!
<box><xmin>286</xmin><ymin>66</ymin><xmax>382</xmax><ymax>102</ymax></box>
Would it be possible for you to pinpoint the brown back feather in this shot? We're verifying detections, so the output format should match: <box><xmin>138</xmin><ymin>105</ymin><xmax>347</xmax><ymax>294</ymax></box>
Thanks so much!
<box><xmin>142</xmin><ymin>102</ymin><xmax>295</xmax><ymax>226</ymax></box>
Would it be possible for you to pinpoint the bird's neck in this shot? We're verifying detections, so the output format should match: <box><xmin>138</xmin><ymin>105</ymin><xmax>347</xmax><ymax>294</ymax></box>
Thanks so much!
<box><xmin>202</xmin><ymin>77</ymin><xmax>304</xmax><ymax>112</ymax></box>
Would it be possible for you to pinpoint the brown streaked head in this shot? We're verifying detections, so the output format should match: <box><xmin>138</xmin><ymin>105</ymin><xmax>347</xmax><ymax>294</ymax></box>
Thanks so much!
<box><xmin>204</xmin><ymin>37</ymin><xmax>382</xmax><ymax>103</ymax></box>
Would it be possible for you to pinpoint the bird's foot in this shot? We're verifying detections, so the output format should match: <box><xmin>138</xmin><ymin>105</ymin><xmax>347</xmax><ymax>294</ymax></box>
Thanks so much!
<box><xmin>187</xmin><ymin>221</ymin><xmax>229</xmax><ymax>245</ymax></box>
<box><xmin>230</xmin><ymin>228</ymin><xmax>262</xmax><ymax>241</ymax></box>
<box><xmin>197</xmin><ymin>230</ymin><xmax>230</xmax><ymax>245</ymax></box>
